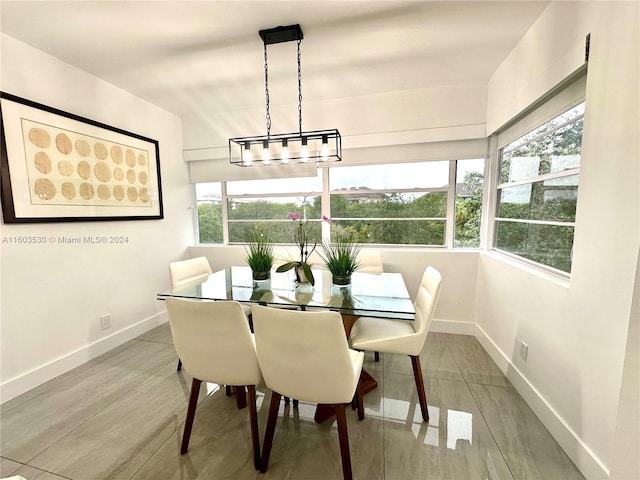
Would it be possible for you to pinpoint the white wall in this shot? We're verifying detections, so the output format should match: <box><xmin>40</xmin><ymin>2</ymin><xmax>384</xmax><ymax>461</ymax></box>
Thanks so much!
<box><xmin>479</xmin><ymin>3</ymin><xmax>639</xmax><ymax>479</ymax></box>
<box><xmin>182</xmin><ymin>81</ymin><xmax>488</xmax><ymax>152</ymax></box>
<box><xmin>0</xmin><ymin>35</ymin><xmax>193</xmax><ymax>402</ymax></box>
<box><xmin>610</xmin><ymin>246</ymin><xmax>640</xmax><ymax>480</ymax></box>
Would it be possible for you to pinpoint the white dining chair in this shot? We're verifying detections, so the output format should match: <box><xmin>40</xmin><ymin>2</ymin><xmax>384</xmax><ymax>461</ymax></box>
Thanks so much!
<box><xmin>356</xmin><ymin>249</ymin><xmax>383</xmax><ymax>274</ymax></box>
<box><xmin>165</xmin><ymin>298</ymin><xmax>263</xmax><ymax>469</ymax></box>
<box><xmin>169</xmin><ymin>256</ymin><xmax>213</xmax><ymax>288</ymax></box>
<box><xmin>251</xmin><ymin>305</ymin><xmax>364</xmax><ymax>480</ymax></box>
<box><xmin>169</xmin><ymin>256</ymin><xmax>252</xmax><ymax>372</ymax></box>
<box><xmin>353</xmin><ymin>249</ymin><xmax>384</xmax><ymax>361</ymax></box>
<box><xmin>349</xmin><ymin>266</ymin><xmax>442</xmax><ymax>422</ymax></box>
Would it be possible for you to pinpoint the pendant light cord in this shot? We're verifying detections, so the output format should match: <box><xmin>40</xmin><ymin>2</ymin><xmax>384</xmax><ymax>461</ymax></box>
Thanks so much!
<box><xmin>264</xmin><ymin>36</ymin><xmax>302</xmax><ymax>138</ymax></box>
<box><xmin>264</xmin><ymin>42</ymin><xmax>271</xmax><ymax>138</ymax></box>
<box><xmin>297</xmin><ymin>39</ymin><xmax>303</xmax><ymax>135</ymax></box>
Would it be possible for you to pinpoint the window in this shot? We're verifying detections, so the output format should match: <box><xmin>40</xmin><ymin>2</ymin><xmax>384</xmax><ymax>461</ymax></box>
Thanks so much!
<box><xmin>194</xmin><ymin>158</ymin><xmax>485</xmax><ymax>247</ymax></box>
<box><xmin>494</xmin><ymin>102</ymin><xmax>584</xmax><ymax>273</ymax></box>
<box><xmin>455</xmin><ymin>158</ymin><xmax>485</xmax><ymax>248</ymax></box>
<box><xmin>195</xmin><ymin>182</ymin><xmax>223</xmax><ymax>244</ymax></box>
<box><xmin>329</xmin><ymin>162</ymin><xmax>449</xmax><ymax>245</ymax></box>
<box><xmin>226</xmin><ymin>174</ymin><xmax>322</xmax><ymax>243</ymax></box>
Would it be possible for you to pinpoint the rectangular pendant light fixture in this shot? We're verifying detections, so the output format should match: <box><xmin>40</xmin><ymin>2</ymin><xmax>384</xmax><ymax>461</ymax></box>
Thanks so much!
<box><xmin>229</xmin><ymin>129</ymin><xmax>341</xmax><ymax>166</ymax></box>
<box><xmin>228</xmin><ymin>24</ymin><xmax>342</xmax><ymax>167</ymax></box>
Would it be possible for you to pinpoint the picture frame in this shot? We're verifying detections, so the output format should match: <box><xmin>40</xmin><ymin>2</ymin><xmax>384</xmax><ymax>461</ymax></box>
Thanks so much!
<box><xmin>0</xmin><ymin>92</ymin><xmax>163</xmax><ymax>223</ymax></box>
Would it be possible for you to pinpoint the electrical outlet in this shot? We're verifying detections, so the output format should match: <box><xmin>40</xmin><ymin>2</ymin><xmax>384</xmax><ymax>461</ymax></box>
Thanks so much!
<box><xmin>100</xmin><ymin>314</ymin><xmax>112</xmax><ymax>330</ymax></box>
<box><xmin>520</xmin><ymin>340</ymin><xmax>528</xmax><ymax>361</ymax></box>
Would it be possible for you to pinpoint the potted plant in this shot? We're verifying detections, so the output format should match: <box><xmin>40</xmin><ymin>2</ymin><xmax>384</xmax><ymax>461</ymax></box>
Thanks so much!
<box><xmin>276</xmin><ymin>208</ymin><xmax>331</xmax><ymax>286</ymax></box>
<box><xmin>245</xmin><ymin>231</ymin><xmax>275</xmax><ymax>281</ymax></box>
<box><xmin>320</xmin><ymin>232</ymin><xmax>362</xmax><ymax>285</ymax></box>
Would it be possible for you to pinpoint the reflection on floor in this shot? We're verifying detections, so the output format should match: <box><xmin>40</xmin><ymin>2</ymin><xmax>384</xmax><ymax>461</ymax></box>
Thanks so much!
<box><xmin>0</xmin><ymin>326</ymin><xmax>585</xmax><ymax>480</ymax></box>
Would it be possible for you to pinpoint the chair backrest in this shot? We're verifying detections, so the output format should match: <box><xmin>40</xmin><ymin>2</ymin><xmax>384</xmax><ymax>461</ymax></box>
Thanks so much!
<box><xmin>252</xmin><ymin>305</ymin><xmax>363</xmax><ymax>404</ymax></box>
<box><xmin>165</xmin><ymin>298</ymin><xmax>261</xmax><ymax>386</ymax></box>
<box><xmin>169</xmin><ymin>257</ymin><xmax>212</xmax><ymax>288</ymax></box>
<box><xmin>413</xmin><ymin>266</ymin><xmax>442</xmax><ymax>337</ymax></box>
<box><xmin>356</xmin><ymin>249</ymin><xmax>383</xmax><ymax>274</ymax></box>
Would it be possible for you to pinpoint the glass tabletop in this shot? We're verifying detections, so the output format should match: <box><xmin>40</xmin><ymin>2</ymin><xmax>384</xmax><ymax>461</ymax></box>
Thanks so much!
<box><xmin>157</xmin><ymin>266</ymin><xmax>415</xmax><ymax>320</ymax></box>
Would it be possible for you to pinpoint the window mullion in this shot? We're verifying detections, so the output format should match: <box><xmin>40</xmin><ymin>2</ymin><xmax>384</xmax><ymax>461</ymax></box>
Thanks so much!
<box><xmin>322</xmin><ymin>167</ymin><xmax>331</xmax><ymax>243</ymax></box>
<box><xmin>445</xmin><ymin>160</ymin><xmax>456</xmax><ymax>248</ymax></box>
<box><xmin>331</xmin><ymin>186</ymin><xmax>448</xmax><ymax>196</ymax></box>
<box><xmin>227</xmin><ymin>190</ymin><xmax>322</xmax><ymax>200</ymax></box>
<box><xmin>221</xmin><ymin>181</ymin><xmax>229</xmax><ymax>245</ymax></box>
<box><xmin>330</xmin><ymin>217</ymin><xmax>446</xmax><ymax>222</ymax></box>
<box><xmin>482</xmin><ymin>135</ymin><xmax>499</xmax><ymax>250</ymax></box>
<box><xmin>497</xmin><ymin>167</ymin><xmax>580</xmax><ymax>190</ymax></box>
<box><xmin>495</xmin><ymin>217</ymin><xmax>576</xmax><ymax>227</ymax></box>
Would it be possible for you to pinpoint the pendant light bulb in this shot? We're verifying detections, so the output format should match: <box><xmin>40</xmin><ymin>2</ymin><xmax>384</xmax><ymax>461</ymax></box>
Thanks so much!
<box><xmin>281</xmin><ymin>139</ymin><xmax>290</xmax><ymax>164</ymax></box>
<box><xmin>300</xmin><ymin>137</ymin><xmax>309</xmax><ymax>162</ymax></box>
<box><xmin>320</xmin><ymin>135</ymin><xmax>329</xmax><ymax>161</ymax></box>
<box><xmin>262</xmin><ymin>140</ymin><xmax>271</xmax><ymax>165</ymax></box>
<box><xmin>243</xmin><ymin>141</ymin><xmax>253</xmax><ymax>165</ymax></box>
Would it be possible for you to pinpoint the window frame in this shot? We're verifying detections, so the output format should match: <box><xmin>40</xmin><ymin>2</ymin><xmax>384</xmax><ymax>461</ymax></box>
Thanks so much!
<box><xmin>492</xmin><ymin>101</ymin><xmax>585</xmax><ymax>277</ymax></box>
<box><xmin>328</xmin><ymin>160</ymin><xmax>452</xmax><ymax>247</ymax></box>
<box><xmin>194</xmin><ymin>157</ymin><xmax>485</xmax><ymax>249</ymax></box>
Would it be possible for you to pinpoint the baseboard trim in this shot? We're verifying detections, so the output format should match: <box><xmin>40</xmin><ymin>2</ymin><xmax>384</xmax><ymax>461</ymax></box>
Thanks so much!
<box><xmin>0</xmin><ymin>311</ymin><xmax>168</xmax><ymax>404</ymax></box>
<box><xmin>430</xmin><ymin>318</ymin><xmax>476</xmax><ymax>335</ymax></box>
<box><xmin>474</xmin><ymin>324</ymin><xmax>610</xmax><ymax>480</ymax></box>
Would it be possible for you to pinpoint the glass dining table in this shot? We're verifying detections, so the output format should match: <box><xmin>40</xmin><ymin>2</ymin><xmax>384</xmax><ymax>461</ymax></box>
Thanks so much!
<box><xmin>157</xmin><ymin>265</ymin><xmax>415</xmax><ymax>322</ymax></box>
<box><xmin>157</xmin><ymin>265</ymin><xmax>416</xmax><ymax>422</ymax></box>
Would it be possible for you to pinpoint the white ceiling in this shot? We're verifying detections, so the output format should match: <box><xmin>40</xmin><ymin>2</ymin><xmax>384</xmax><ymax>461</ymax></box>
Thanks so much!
<box><xmin>1</xmin><ymin>1</ymin><xmax>549</xmax><ymax>120</ymax></box>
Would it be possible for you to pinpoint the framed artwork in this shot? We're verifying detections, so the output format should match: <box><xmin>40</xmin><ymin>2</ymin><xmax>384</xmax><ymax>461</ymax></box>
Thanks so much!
<box><xmin>0</xmin><ymin>92</ymin><xmax>163</xmax><ymax>223</ymax></box>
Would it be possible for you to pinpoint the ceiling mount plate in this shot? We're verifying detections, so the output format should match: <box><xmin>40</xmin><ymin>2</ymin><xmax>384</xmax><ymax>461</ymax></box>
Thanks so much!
<box><xmin>259</xmin><ymin>24</ymin><xmax>303</xmax><ymax>45</ymax></box>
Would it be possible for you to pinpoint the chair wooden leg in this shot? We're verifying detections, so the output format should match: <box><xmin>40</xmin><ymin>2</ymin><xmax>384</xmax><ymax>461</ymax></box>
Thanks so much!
<box><xmin>410</xmin><ymin>355</ymin><xmax>429</xmax><ymax>422</ymax></box>
<box><xmin>356</xmin><ymin>372</ymin><xmax>365</xmax><ymax>421</ymax></box>
<box><xmin>181</xmin><ymin>378</ymin><xmax>202</xmax><ymax>454</ymax></box>
<box><xmin>225</xmin><ymin>385</ymin><xmax>233</xmax><ymax>396</ymax></box>
<box><xmin>374</xmin><ymin>351</ymin><xmax>380</xmax><ymax>362</ymax></box>
<box><xmin>234</xmin><ymin>386</ymin><xmax>248</xmax><ymax>409</ymax></box>
<box><xmin>247</xmin><ymin>385</ymin><xmax>261</xmax><ymax>470</ymax></box>
<box><xmin>335</xmin><ymin>403</ymin><xmax>353</xmax><ymax>480</ymax></box>
<box><xmin>177</xmin><ymin>358</ymin><xmax>182</xmax><ymax>371</ymax></box>
<box><xmin>260</xmin><ymin>391</ymin><xmax>282</xmax><ymax>473</ymax></box>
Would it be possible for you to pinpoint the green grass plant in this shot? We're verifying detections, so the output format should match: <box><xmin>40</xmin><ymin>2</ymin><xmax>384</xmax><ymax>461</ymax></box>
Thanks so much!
<box><xmin>321</xmin><ymin>233</ymin><xmax>362</xmax><ymax>278</ymax></box>
<box><xmin>245</xmin><ymin>232</ymin><xmax>275</xmax><ymax>274</ymax></box>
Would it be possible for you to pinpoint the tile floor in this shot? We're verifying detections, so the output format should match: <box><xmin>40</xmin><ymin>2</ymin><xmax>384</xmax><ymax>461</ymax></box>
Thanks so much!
<box><xmin>1</xmin><ymin>325</ymin><xmax>585</xmax><ymax>480</ymax></box>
